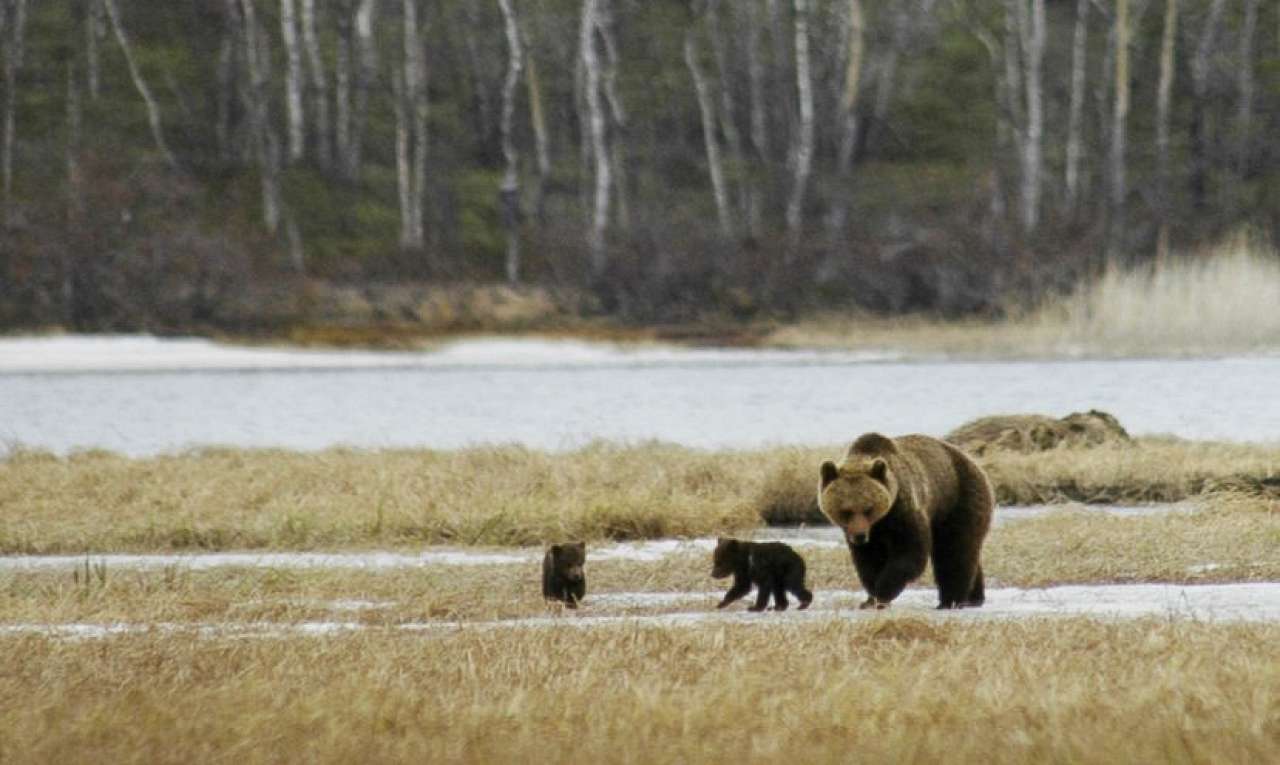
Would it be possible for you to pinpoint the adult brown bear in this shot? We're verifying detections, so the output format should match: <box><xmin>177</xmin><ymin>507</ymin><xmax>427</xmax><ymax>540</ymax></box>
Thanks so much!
<box><xmin>818</xmin><ymin>433</ymin><xmax>994</xmax><ymax>609</ymax></box>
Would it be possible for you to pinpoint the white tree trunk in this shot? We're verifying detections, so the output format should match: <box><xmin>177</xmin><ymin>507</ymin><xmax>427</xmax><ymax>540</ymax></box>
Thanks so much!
<box><xmin>497</xmin><ymin>0</ymin><xmax>524</xmax><ymax>282</ymax></box>
<box><xmin>1155</xmin><ymin>0</ymin><xmax>1177</xmax><ymax>259</ymax></box>
<box><xmin>1108</xmin><ymin>0</ymin><xmax>1130</xmax><ymax>256</ymax></box>
<box><xmin>238</xmin><ymin>0</ymin><xmax>281</xmax><ymax>234</ymax></box>
<box><xmin>102</xmin><ymin>0</ymin><xmax>178</xmax><ymax>170</ymax></box>
<box><xmin>580</xmin><ymin>0</ymin><xmax>610</xmax><ymax>277</ymax></box>
<box><xmin>836</xmin><ymin>0</ymin><xmax>865</xmax><ymax>174</ymax></box>
<box><xmin>595</xmin><ymin>1</ymin><xmax>628</xmax><ymax>230</ymax></box>
<box><xmin>300</xmin><ymin>0</ymin><xmax>332</xmax><ymax>171</ymax></box>
<box><xmin>280</xmin><ymin>0</ymin><xmax>305</xmax><ymax>163</ymax></box>
<box><xmin>784</xmin><ymin>0</ymin><xmax>813</xmax><ymax>245</ymax></box>
<box><xmin>1016</xmin><ymin>0</ymin><xmax>1045</xmax><ymax>234</ymax></box>
<box><xmin>346</xmin><ymin>0</ymin><xmax>379</xmax><ymax>181</ymax></box>
<box><xmin>685</xmin><ymin>20</ymin><xmax>733</xmax><ymax>238</ymax></box>
<box><xmin>1064</xmin><ymin>0</ymin><xmax>1088</xmax><ymax>214</ymax></box>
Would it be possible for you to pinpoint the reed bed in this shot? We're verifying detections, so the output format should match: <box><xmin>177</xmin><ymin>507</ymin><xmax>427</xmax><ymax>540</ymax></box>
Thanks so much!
<box><xmin>1</xmin><ymin>618</ymin><xmax>1277</xmax><ymax>764</ymax></box>
<box><xmin>2</xmin><ymin>440</ymin><xmax>1277</xmax><ymax>552</ymax></box>
<box><xmin>767</xmin><ymin>240</ymin><xmax>1280</xmax><ymax>357</ymax></box>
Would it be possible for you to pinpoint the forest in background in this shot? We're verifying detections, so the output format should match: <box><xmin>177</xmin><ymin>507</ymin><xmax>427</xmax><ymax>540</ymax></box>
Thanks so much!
<box><xmin>0</xmin><ymin>0</ymin><xmax>1276</xmax><ymax>333</ymax></box>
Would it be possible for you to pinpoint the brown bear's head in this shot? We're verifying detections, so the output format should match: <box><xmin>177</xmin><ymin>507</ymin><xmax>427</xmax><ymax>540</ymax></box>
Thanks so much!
<box><xmin>818</xmin><ymin>457</ymin><xmax>898</xmax><ymax>547</ymax></box>
<box><xmin>711</xmin><ymin>538</ymin><xmax>742</xmax><ymax>579</ymax></box>
<box><xmin>551</xmin><ymin>542</ymin><xmax>586</xmax><ymax>582</ymax></box>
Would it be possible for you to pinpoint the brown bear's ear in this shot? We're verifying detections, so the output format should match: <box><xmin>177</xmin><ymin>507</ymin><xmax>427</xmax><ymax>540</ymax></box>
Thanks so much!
<box><xmin>869</xmin><ymin>458</ymin><xmax>888</xmax><ymax>483</ymax></box>
<box><xmin>820</xmin><ymin>461</ymin><xmax>839</xmax><ymax>488</ymax></box>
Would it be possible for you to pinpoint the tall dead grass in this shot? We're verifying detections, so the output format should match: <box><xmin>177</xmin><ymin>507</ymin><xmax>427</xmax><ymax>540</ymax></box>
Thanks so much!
<box><xmin>1</xmin><ymin>619</ymin><xmax>1276</xmax><ymax>764</ymax></box>
<box><xmin>2</xmin><ymin>440</ymin><xmax>1277</xmax><ymax>552</ymax></box>
<box><xmin>767</xmin><ymin>239</ymin><xmax>1280</xmax><ymax>357</ymax></box>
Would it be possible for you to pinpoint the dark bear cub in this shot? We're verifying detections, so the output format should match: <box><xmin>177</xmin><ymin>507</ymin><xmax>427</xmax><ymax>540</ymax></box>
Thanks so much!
<box><xmin>542</xmin><ymin>542</ymin><xmax>586</xmax><ymax>608</ymax></box>
<box><xmin>711</xmin><ymin>538</ymin><xmax>813</xmax><ymax>612</ymax></box>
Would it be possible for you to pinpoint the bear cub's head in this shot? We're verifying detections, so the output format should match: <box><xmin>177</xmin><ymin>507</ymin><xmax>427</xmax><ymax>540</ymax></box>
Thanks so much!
<box><xmin>549</xmin><ymin>542</ymin><xmax>586</xmax><ymax>582</ymax></box>
<box><xmin>818</xmin><ymin>456</ymin><xmax>899</xmax><ymax>547</ymax></box>
<box><xmin>711</xmin><ymin>538</ymin><xmax>743</xmax><ymax>579</ymax></box>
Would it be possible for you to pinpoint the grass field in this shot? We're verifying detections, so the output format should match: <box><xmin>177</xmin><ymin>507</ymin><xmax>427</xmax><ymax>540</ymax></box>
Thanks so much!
<box><xmin>2</xmin><ymin>439</ymin><xmax>1278</xmax><ymax>553</ymax></box>
<box><xmin>4</xmin><ymin>436</ymin><xmax>1278</xmax><ymax>762</ymax></box>
<box><xmin>2</xmin><ymin>618</ymin><xmax>1277</xmax><ymax>764</ymax></box>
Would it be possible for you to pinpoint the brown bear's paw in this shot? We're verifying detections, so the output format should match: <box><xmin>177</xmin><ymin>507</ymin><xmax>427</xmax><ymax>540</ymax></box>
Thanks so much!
<box><xmin>859</xmin><ymin>597</ymin><xmax>888</xmax><ymax>610</ymax></box>
<box><xmin>747</xmin><ymin>604</ymin><xmax>766</xmax><ymax>612</ymax></box>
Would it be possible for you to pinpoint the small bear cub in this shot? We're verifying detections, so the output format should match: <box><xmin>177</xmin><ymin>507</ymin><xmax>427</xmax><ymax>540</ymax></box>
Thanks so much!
<box><xmin>711</xmin><ymin>538</ymin><xmax>813</xmax><ymax>612</ymax></box>
<box><xmin>542</xmin><ymin>541</ymin><xmax>587</xmax><ymax>608</ymax></box>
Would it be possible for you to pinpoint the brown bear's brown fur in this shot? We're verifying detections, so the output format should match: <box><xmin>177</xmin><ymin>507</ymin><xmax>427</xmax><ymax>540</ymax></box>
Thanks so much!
<box><xmin>945</xmin><ymin>409</ymin><xmax>1131</xmax><ymax>456</ymax></box>
<box><xmin>818</xmin><ymin>433</ymin><xmax>994</xmax><ymax>609</ymax></box>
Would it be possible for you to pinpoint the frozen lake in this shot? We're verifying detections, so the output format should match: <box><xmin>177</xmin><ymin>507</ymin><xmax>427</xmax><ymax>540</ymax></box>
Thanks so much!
<box><xmin>1</xmin><ymin>335</ymin><xmax>1277</xmax><ymax>455</ymax></box>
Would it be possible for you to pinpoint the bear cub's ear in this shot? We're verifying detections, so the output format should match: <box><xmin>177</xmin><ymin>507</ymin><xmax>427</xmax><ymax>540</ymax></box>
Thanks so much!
<box><xmin>820</xmin><ymin>461</ymin><xmax>839</xmax><ymax>487</ymax></box>
<box><xmin>869</xmin><ymin>458</ymin><xmax>888</xmax><ymax>482</ymax></box>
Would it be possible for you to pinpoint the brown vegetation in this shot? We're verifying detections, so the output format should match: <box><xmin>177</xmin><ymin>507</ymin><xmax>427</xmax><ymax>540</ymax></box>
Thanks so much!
<box><xmin>2</xmin><ymin>439</ymin><xmax>1278</xmax><ymax>553</ymax></box>
<box><xmin>1</xmin><ymin>619</ymin><xmax>1277</xmax><ymax>763</ymax></box>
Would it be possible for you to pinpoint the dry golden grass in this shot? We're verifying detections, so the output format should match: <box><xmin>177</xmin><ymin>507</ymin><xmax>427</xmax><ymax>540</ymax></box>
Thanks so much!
<box><xmin>2</xmin><ymin>440</ymin><xmax>1278</xmax><ymax>552</ymax></box>
<box><xmin>767</xmin><ymin>239</ymin><xmax>1280</xmax><ymax>357</ymax></box>
<box><xmin>1</xmin><ymin>495</ymin><xmax>1276</xmax><ymax>625</ymax></box>
<box><xmin>1</xmin><ymin>618</ymin><xmax>1277</xmax><ymax>764</ymax></box>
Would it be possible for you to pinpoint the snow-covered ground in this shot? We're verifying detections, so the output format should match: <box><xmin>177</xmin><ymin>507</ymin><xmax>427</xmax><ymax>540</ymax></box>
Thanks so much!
<box><xmin>3</xmin><ymin>583</ymin><xmax>1279</xmax><ymax>641</ymax></box>
<box><xmin>0</xmin><ymin>334</ymin><xmax>897</xmax><ymax>374</ymax></box>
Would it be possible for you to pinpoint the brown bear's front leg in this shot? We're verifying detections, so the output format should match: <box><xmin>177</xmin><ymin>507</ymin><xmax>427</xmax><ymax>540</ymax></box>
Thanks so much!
<box><xmin>748</xmin><ymin>585</ymin><xmax>771</xmax><ymax>612</ymax></box>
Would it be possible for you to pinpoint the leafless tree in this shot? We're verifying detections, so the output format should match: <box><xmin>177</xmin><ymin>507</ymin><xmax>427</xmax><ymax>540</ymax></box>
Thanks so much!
<box><xmin>1064</xmin><ymin>0</ymin><xmax>1088</xmax><ymax>216</ymax></box>
<box><xmin>580</xmin><ymin>0</ymin><xmax>610</xmax><ymax>276</ymax></box>
<box><xmin>784</xmin><ymin>0</ymin><xmax>814</xmax><ymax>245</ymax></box>
<box><xmin>300</xmin><ymin>0</ymin><xmax>332</xmax><ymax>171</ymax></box>
<box><xmin>686</xmin><ymin>3</ymin><xmax>733</xmax><ymax>238</ymax></box>
<box><xmin>1154</xmin><ymin>0</ymin><xmax>1177</xmax><ymax>260</ymax></box>
<box><xmin>280</xmin><ymin>0</ymin><xmax>305</xmax><ymax>164</ymax></box>
<box><xmin>102</xmin><ymin>0</ymin><xmax>178</xmax><ymax>170</ymax></box>
<box><xmin>497</xmin><ymin>0</ymin><xmax>524</xmax><ymax>281</ymax></box>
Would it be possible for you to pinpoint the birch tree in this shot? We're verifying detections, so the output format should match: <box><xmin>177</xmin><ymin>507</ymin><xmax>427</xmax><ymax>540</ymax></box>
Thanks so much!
<box><xmin>595</xmin><ymin>1</ymin><xmax>628</xmax><ymax>230</ymax></box>
<box><xmin>102</xmin><ymin>0</ymin><xmax>178</xmax><ymax>170</ymax></box>
<box><xmin>86</xmin><ymin>0</ymin><xmax>104</xmax><ymax>100</ymax></box>
<box><xmin>685</xmin><ymin>3</ymin><xmax>733</xmax><ymax>238</ymax></box>
<box><xmin>1012</xmin><ymin>0</ymin><xmax>1045</xmax><ymax>234</ymax></box>
<box><xmin>580</xmin><ymin>0</ymin><xmax>610</xmax><ymax>276</ymax></box>
<box><xmin>1107</xmin><ymin>0</ymin><xmax>1129</xmax><ymax>257</ymax></box>
<box><xmin>828</xmin><ymin>0</ymin><xmax>864</xmax><ymax>235</ymax></box>
<box><xmin>236</xmin><ymin>0</ymin><xmax>282</xmax><ymax>233</ymax></box>
<box><xmin>784</xmin><ymin>0</ymin><xmax>814</xmax><ymax>245</ymax></box>
<box><xmin>394</xmin><ymin>0</ymin><xmax>427</xmax><ymax>250</ymax></box>
<box><xmin>1154</xmin><ymin>0</ymin><xmax>1177</xmax><ymax>259</ymax></box>
<box><xmin>1064</xmin><ymin>0</ymin><xmax>1088</xmax><ymax>215</ymax></box>
<box><xmin>497</xmin><ymin>0</ymin><xmax>524</xmax><ymax>281</ymax></box>
<box><xmin>280</xmin><ymin>0</ymin><xmax>306</xmax><ymax>163</ymax></box>
<box><xmin>300</xmin><ymin>0</ymin><xmax>332</xmax><ymax>171</ymax></box>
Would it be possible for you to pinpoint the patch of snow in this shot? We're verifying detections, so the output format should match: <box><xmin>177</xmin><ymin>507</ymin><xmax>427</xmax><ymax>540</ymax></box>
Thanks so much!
<box><xmin>5</xmin><ymin>584</ymin><xmax>1280</xmax><ymax>641</ymax></box>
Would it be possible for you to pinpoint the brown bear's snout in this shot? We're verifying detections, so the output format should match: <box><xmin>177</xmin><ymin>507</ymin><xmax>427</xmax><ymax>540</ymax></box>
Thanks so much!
<box><xmin>565</xmin><ymin>565</ymin><xmax>584</xmax><ymax>582</ymax></box>
<box><xmin>847</xmin><ymin>530</ymin><xmax>870</xmax><ymax>546</ymax></box>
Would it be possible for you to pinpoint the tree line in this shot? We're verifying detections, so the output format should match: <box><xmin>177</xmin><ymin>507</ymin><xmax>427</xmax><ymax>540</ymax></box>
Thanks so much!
<box><xmin>0</xmin><ymin>0</ymin><xmax>1276</xmax><ymax>330</ymax></box>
